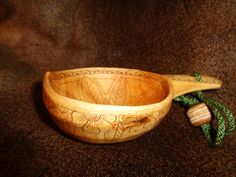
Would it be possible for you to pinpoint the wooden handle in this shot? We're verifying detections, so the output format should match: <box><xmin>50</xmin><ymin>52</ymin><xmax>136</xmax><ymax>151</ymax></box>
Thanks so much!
<box><xmin>165</xmin><ymin>75</ymin><xmax>223</xmax><ymax>98</ymax></box>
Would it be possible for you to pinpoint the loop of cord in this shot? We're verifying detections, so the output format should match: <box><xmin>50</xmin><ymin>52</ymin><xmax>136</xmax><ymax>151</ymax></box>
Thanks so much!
<box><xmin>174</xmin><ymin>72</ymin><xmax>235</xmax><ymax>146</ymax></box>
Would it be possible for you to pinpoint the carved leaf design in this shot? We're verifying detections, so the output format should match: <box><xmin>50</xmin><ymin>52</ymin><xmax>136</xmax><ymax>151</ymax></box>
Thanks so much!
<box><xmin>109</xmin><ymin>77</ymin><xmax>126</xmax><ymax>105</ymax></box>
<box><xmin>71</xmin><ymin>111</ymin><xmax>87</xmax><ymax>128</ymax></box>
<box><xmin>104</xmin><ymin>116</ymin><xmax>124</xmax><ymax>141</ymax></box>
<box><xmin>81</xmin><ymin>114</ymin><xmax>102</xmax><ymax>134</ymax></box>
<box><xmin>53</xmin><ymin>106</ymin><xmax>75</xmax><ymax>134</ymax></box>
<box><xmin>80</xmin><ymin>77</ymin><xmax>103</xmax><ymax>104</ymax></box>
<box><xmin>113</xmin><ymin>122</ymin><xmax>125</xmax><ymax>140</ymax></box>
<box><xmin>82</xmin><ymin>122</ymin><xmax>101</xmax><ymax>134</ymax></box>
<box><xmin>51</xmin><ymin>82</ymin><xmax>65</xmax><ymax>96</ymax></box>
<box><xmin>135</xmin><ymin>84</ymin><xmax>165</xmax><ymax>105</ymax></box>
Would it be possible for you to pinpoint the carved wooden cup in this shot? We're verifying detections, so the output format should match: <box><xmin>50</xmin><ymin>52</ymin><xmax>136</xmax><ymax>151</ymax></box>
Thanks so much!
<box><xmin>43</xmin><ymin>67</ymin><xmax>222</xmax><ymax>143</ymax></box>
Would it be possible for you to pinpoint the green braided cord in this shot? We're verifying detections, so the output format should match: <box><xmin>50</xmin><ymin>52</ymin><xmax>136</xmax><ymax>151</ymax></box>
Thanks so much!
<box><xmin>174</xmin><ymin>72</ymin><xmax>235</xmax><ymax>146</ymax></box>
<box><xmin>192</xmin><ymin>91</ymin><xmax>226</xmax><ymax>145</ymax></box>
<box><xmin>210</xmin><ymin>105</ymin><xmax>226</xmax><ymax>145</ymax></box>
<box><xmin>174</xmin><ymin>95</ymin><xmax>199</xmax><ymax>107</ymax></box>
<box><xmin>211</xmin><ymin>100</ymin><xmax>235</xmax><ymax>135</ymax></box>
<box><xmin>201</xmin><ymin>123</ymin><xmax>212</xmax><ymax>143</ymax></box>
<box><xmin>193</xmin><ymin>71</ymin><xmax>202</xmax><ymax>82</ymax></box>
<box><xmin>194</xmin><ymin>89</ymin><xmax>235</xmax><ymax>139</ymax></box>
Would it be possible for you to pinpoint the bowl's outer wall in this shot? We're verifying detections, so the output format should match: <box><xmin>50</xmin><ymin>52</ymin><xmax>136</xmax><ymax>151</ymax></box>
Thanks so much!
<box><xmin>43</xmin><ymin>89</ymin><xmax>172</xmax><ymax>143</ymax></box>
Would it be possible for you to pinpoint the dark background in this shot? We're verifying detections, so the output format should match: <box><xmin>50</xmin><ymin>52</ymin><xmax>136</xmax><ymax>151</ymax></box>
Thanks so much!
<box><xmin>0</xmin><ymin>0</ymin><xmax>236</xmax><ymax>176</ymax></box>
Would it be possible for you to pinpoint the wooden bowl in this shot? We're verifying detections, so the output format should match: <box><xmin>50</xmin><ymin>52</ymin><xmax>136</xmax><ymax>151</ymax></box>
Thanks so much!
<box><xmin>43</xmin><ymin>67</ymin><xmax>222</xmax><ymax>143</ymax></box>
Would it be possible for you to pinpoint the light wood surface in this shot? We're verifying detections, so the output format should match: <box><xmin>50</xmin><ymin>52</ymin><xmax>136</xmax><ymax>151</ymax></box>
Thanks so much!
<box><xmin>165</xmin><ymin>75</ymin><xmax>222</xmax><ymax>98</ymax></box>
<box><xmin>43</xmin><ymin>67</ymin><xmax>222</xmax><ymax>143</ymax></box>
<box><xmin>186</xmin><ymin>103</ymin><xmax>211</xmax><ymax>126</ymax></box>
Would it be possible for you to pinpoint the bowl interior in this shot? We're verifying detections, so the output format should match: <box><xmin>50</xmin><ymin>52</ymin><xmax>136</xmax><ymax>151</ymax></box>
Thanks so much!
<box><xmin>49</xmin><ymin>68</ymin><xmax>170</xmax><ymax>106</ymax></box>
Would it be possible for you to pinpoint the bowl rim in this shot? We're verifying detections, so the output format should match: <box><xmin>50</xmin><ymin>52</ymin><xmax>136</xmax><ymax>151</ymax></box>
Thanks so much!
<box><xmin>43</xmin><ymin>67</ymin><xmax>174</xmax><ymax>113</ymax></box>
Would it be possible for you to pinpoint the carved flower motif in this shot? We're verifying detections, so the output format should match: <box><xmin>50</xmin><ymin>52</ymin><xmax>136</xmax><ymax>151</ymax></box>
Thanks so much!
<box><xmin>72</xmin><ymin>111</ymin><xmax>115</xmax><ymax>134</ymax></box>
